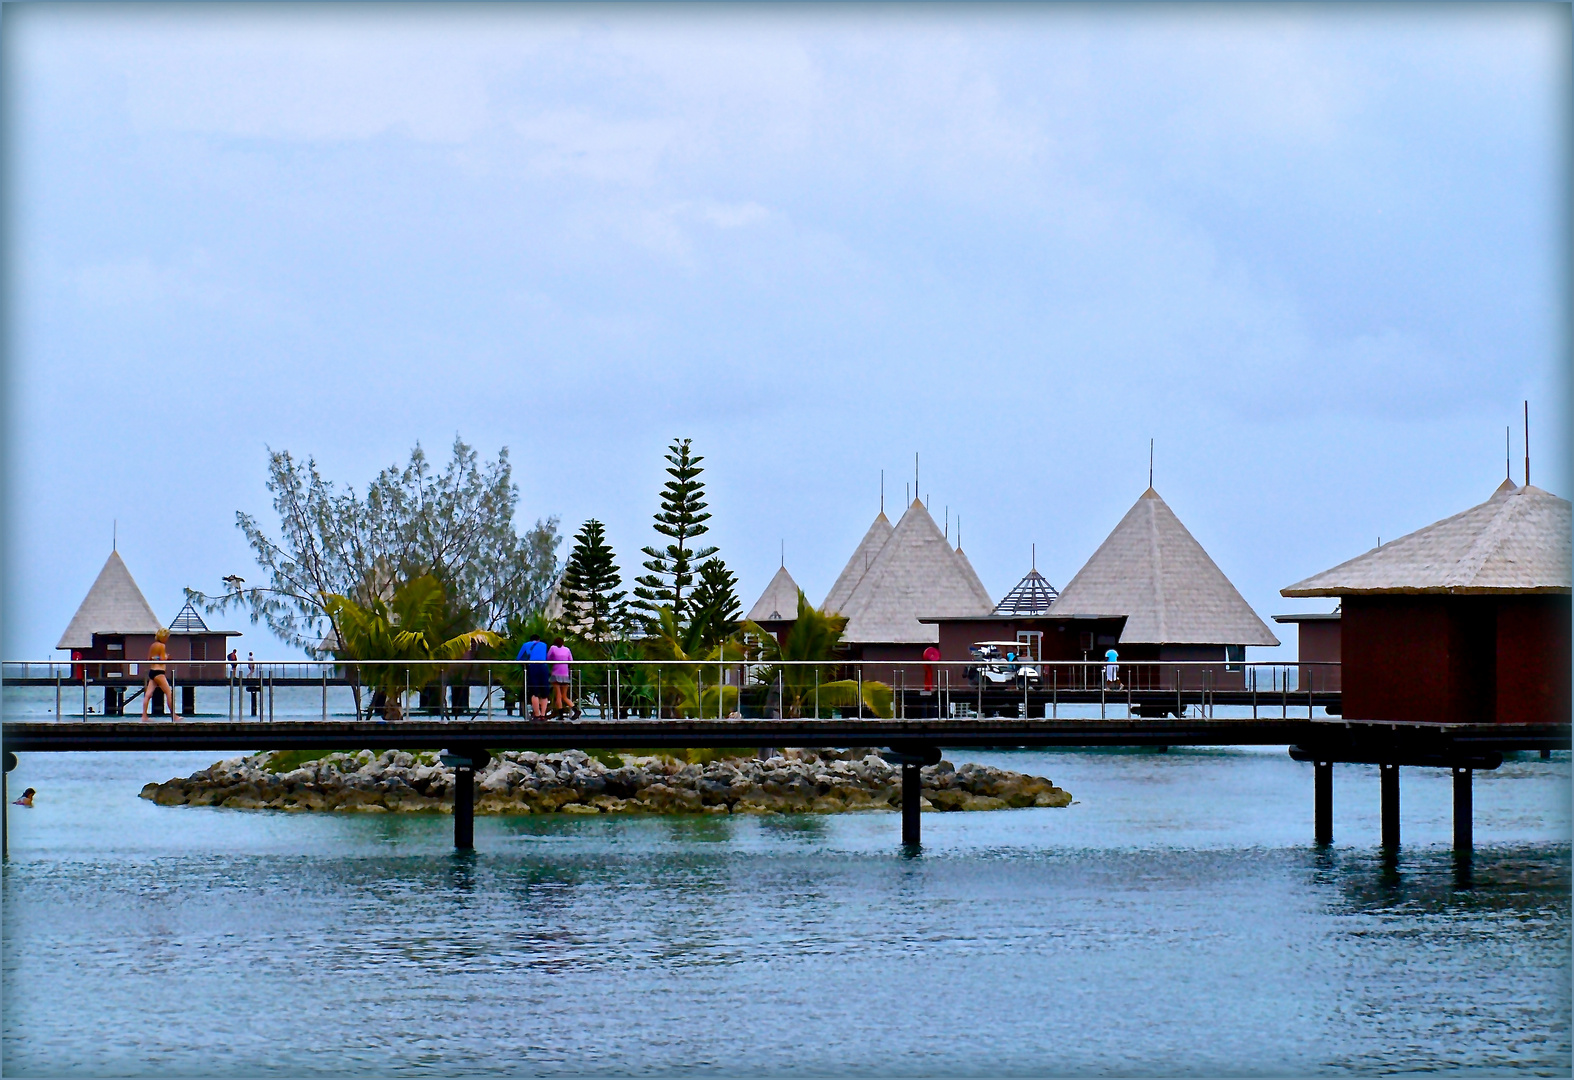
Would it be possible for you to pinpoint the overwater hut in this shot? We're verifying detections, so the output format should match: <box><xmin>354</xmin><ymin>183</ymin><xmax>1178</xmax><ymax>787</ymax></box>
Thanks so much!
<box><xmin>1272</xmin><ymin>608</ymin><xmax>1342</xmax><ymax>691</ymax></box>
<box><xmin>1036</xmin><ymin>487</ymin><xmax>1278</xmax><ymax>688</ymax></box>
<box><xmin>828</xmin><ymin>499</ymin><xmax>995</xmax><ymax>670</ymax></box>
<box><xmin>1281</xmin><ymin>480</ymin><xmax>1571</xmax><ymax>725</ymax></box>
<box><xmin>745</xmin><ymin>564</ymin><xmax>802</xmax><ymax>639</ymax></box>
<box><xmin>57</xmin><ymin>550</ymin><xmax>239</xmax><ymax>712</ymax></box>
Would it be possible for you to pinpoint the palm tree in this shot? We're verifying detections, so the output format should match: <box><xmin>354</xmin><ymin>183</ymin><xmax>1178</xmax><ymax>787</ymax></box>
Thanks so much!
<box><xmin>324</xmin><ymin>574</ymin><xmax>500</xmax><ymax>720</ymax></box>
<box><xmin>740</xmin><ymin>592</ymin><xmax>892</xmax><ymax>719</ymax></box>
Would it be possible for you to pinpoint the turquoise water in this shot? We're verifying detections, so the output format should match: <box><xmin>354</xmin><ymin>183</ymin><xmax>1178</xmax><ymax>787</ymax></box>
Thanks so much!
<box><xmin>2</xmin><ymin>745</ymin><xmax>1569</xmax><ymax>1075</ymax></box>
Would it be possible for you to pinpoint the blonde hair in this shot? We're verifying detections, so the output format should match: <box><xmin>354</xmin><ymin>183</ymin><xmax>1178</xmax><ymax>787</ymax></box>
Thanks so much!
<box><xmin>155</xmin><ymin>627</ymin><xmax>170</xmax><ymax>642</ymax></box>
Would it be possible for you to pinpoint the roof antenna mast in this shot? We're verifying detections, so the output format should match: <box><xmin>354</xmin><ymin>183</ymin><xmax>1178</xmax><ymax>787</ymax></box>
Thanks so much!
<box><xmin>113</xmin><ymin>519</ymin><xmax>116</xmax><ymax>552</ymax></box>
<box><xmin>1506</xmin><ymin>426</ymin><xmax>1512</xmax><ymax>481</ymax></box>
<box><xmin>780</xmin><ymin>539</ymin><xmax>784</xmax><ymax>569</ymax></box>
<box><xmin>914</xmin><ymin>452</ymin><xmax>919</xmax><ymax>505</ymax></box>
<box><xmin>1032</xmin><ymin>542</ymin><xmax>1036</xmax><ymax>571</ymax></box>
<box><xmin>1524</xmin><ymin>400</ymin><xmax>1530</xmax><ymax>487</ymax></box>
<box><xmin>880</xmin><ymin>469</ymin><xmax>884</xmax><ymax>515</ymax></box>
<box><xmin>1149</xmin><ymin>438</ymin><xmax>1154</xmax><ymax>489</ymax></box>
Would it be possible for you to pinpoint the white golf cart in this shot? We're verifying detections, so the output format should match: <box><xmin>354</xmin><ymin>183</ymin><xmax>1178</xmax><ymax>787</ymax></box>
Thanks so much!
<box><xmin>967</xmin><ymin>641</ymin><xmax>1041</xmax><ymax>688</ymax></box>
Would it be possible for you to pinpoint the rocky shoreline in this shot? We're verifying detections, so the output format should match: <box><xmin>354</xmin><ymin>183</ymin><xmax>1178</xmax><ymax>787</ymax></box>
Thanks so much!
<box><xmin>141</xmin><ymin>748</ymin><xmax>1072</xmax><ymax>815</ymax></box>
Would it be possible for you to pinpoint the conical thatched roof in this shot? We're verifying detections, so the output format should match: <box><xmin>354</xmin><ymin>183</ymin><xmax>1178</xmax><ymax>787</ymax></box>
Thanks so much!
<box><xmin>747</xmin><ymin>565</ymin><xmax>802</xmax><ymax>622</ymax></box>
<box><xmin>954</xmin><ymin>546</ymin><xmax>990</xmax><ymax>602</ymax></box>
<box><xmin>1283</xmin><ymin>483</ymin><xmax>1572</xmax><ymax>596</ymax></box>
<box><xmin>824</xmin><ymin>512</ymin><xmax>893</xmax><ymax>615</ymax></box>
<box><xmin>57</xmin><ymin>550</ymin><xmax>163</xmax><ymax>650</ymax></box>
<box><xmin>838</xmin><ymin>500</ymin><xmax>994</xmax><ymax>644</ymax></box>
<box><xmin>994</xmin><ymin>568</ymin><xmax>1059</xmax><ymax>616</ymax></box>
<box><xmin>1050</xmin><ymin>488</ymin><xmax>1278</xmax><ymax>646</ymax></box>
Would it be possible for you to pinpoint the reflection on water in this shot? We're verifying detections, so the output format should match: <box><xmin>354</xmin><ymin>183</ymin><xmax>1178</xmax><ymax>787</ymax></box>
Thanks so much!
<box><xmin>2</xmin><ymin>748</ymin><xmax>1568</xmax><ymax>1076</ymax></box>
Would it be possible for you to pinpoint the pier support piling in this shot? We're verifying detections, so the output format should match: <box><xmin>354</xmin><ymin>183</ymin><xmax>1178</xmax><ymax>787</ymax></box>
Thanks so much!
<box><xmin>885</xmin><ymin>745</ymin><xmax>940</xmax><ymax>849</ymax></box>
<box><xmin>181</xmin><ymin>686</ymin><xmax>195</xmax><ymax>716</ymax></box>
<box><xmin>441</xmin><ymin>748</ymin><xmax>490</xmax><ymax>851</ymax></box>
<box><xmin>902</xmin><ymin>762</ymin><xmax>921</xmax><ymax>847</ymax></box>
<box><xmin>453</xmin><ymin>764</ymin><xmax>475</xmax><ymax>850</ymax></box>
<box><xmin>1452</xmin><ymin>768</ymin><xmax>1472</xmax><ymax>852</ymax></box>
<box><xmin>1314</xmin><ymin>761</ymin><xmax>1333</xmax><ymax>845</ymax></box>
<box><xmin>1380</xmin><ymin>763</ymin><xmax>1400</xmax><ymax>849</ymax></box>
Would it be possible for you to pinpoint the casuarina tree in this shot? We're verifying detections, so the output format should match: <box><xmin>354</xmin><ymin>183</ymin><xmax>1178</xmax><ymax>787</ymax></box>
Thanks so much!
<box><xmin>560</xmin><ymin>519</ymin><xmax>627</xmax><ymax>643</ymax></box>
<box><xmin>633</xmin><ymin>438</ymin><xmax>717</xmax><ymax>630</ymax></box>
<box><xmin>190</xmin><ymin>436</ymin><xmax>560</xmax><ymax>656</ymax></box>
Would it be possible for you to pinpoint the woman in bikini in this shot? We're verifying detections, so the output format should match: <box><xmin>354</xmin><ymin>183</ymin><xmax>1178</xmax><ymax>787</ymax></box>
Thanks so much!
<box><xmin>141</xmin><ymin>627</ymin><xmax>182</xmax><ymax>722</ymax></box>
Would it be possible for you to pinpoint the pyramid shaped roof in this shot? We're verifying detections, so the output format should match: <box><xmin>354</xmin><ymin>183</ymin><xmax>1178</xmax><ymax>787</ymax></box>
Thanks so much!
<box><xmin>823</xmin><ymin>512</ymin><xmax>893</xmax><ymax>615</ymax></box>
<box><xmin>57</xmin><ymin>550</ymin><xmax>163</xmax><ymax>649</ymax></box>
<box><xmin>747</xmin><ymin>565</ymin><xmax>802</xmax><ymax>622</ymax></box>
<box><xmin>1050</xmin><ymin>488</ymin><xmax>1278</xmax><ymax>646</ymax></box>
<box><xmin>168</xmin><ymin>600</ymin><xmax>210</xmax><ymax>634</ymax></box>
<box><xmin>993</xmin><ymin>568</ymin><xmax>1060</xmax><ymax>616</ymax></box>
<box><xmin>1283</xmin><ymin>482</ymin><xmax>1571</xmax><ymax>596</ymax></box>
<box><xmin>838</xmin><ymin>500</ymin><xmax>994</xmax><ymax>644</ymax></box>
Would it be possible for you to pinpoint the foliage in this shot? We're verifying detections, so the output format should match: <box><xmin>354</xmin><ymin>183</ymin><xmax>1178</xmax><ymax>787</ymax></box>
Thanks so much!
<box><xmin>324</xmin><ymin>575</ymin><xmax>501</xmax><ymax>720</ymax></box>
<box><xmin>632</xmin><ymin>439</ymin><xmax>717</xmax><ymax>632</ymax></box>
<box><xmin>688</xmin><ymin>557</ymin><xmax>741</xmax><ymax>651</ymax></box>
<box><xmin>559</xmin><ymin>519</ymin><xmax>628</xmax><ymax>643</ymax></box>
<box><xmin>742</xmin><ymin>591</ymin><xmax>892</xmax><ymax>718</ymax></box>
<box><xmin>189</xmin><ymin>437</ymin><xmax>559</xmax><ymax>655</ymax></box>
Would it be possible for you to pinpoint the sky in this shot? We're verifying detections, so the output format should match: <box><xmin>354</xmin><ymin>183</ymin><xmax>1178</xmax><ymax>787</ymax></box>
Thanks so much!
<box><xmin>3</xmin><ymin>3</ymin><xmax>1568</xmax><ymax>660</ymax></box>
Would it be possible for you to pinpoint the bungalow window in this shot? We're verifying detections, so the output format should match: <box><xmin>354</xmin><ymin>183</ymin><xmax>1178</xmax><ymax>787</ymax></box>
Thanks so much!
<box><xmin>1226</xmin><ymin>645</ymin><xmax>1245</xmax><ymax>672</ymax></box>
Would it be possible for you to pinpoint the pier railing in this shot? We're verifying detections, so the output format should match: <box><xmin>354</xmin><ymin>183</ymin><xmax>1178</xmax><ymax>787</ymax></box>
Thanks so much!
<box><xmin>2</xmin><ymin>659</ymin><xmax>1339</xmax><ymax>724</ymax></box>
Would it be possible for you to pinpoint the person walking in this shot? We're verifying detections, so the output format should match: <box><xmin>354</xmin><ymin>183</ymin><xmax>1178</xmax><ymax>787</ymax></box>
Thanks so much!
<box><xmin>516</xmin><ymin>633</ymin><xmax>551</xmax><ymax>720</ymax></box>
<box><xmin>1103</xmin><ymin>646</ymin><xmax>1121</xmax><ymax>690</ymax></box>
<box><xmin>141</xmin><ymin>628</ymin><xmax>182</xmax><ymax>722</ymax></box>
<box><xmin>546</xmin><ymin>637</ymin><xmax>575</xmax><ymax>718</ymax></box>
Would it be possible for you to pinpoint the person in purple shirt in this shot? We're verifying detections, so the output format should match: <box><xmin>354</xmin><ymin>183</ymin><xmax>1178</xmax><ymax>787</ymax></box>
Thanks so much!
<box><xmin>546</xmin><ymin>637</ymin><xmax>575</xmax><ymax>718</ymax></box>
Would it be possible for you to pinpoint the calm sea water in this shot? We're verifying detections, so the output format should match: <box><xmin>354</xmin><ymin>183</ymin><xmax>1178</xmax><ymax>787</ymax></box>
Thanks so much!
<box><xmin>2</xmin><ymin>740</ymin><xmax>1569</xmax><ymax>1076</ymax></box>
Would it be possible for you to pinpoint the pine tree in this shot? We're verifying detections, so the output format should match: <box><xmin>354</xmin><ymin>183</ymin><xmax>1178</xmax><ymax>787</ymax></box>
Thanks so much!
<box><xmin>633</xmin><ymin>438</ymin><xmax>717</xmax><ymax>630</ymax></box>
<box><xmin>689</xmin><ymin>556</ymin><xmax>741</xmax><ymax>650</ymax></box>
<box><xmin>560</xmin><ymin>519</ymin><xmax>626</xmax><ymax>642</ymax></box>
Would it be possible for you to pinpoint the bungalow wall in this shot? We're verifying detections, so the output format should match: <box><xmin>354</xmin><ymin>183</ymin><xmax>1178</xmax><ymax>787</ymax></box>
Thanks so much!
<box><xmin>1342</xmin><ymin>594</ymin><xmax>1568</xmax><ymax>725</ymax></box>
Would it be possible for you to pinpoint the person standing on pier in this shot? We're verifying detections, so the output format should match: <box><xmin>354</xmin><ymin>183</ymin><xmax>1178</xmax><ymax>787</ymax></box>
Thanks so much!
<box><xmin>547</xmin><ymin>637</ymin><xmax>575</xmax><ymax>718</ymax></box>
<box><xmin>517</xmin><ymin>633</ymin><xmax>550</xmax><ymax>719</ymax></box>
<box><xmin>141</xmin><ymin>628</ymin><xmax>182</xmax><ymax>722</ymax></box>
<box><xmin>1103</xmin><ymin>646</ymin><xmax>1121</xmax><ymax>690</ymax></box>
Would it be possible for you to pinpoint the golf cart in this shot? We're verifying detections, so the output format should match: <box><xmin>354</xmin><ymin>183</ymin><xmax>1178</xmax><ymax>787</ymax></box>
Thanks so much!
<box><xmin>967</xmin><ymin>641</ymin><xmax>1041</xmax><ymax>688</ymax></box>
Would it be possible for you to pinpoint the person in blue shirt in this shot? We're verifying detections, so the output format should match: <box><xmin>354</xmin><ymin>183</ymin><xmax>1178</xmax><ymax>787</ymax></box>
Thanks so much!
<box><xmin>1103</xmin><ymin>647</ymin><xmax>1121</xmax><ymax>689</ymax></box>
<box><xmin>516</xmin><ymin>634</ymin><xmax>551</xmax><ymax>720</ymax></box>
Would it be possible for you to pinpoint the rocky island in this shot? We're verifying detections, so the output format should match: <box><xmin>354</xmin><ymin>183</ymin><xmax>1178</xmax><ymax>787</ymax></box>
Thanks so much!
<box><xmin>141</xmin><ymin>748</ymin><xmax>1072</xmax><ymax>815</ymax></box>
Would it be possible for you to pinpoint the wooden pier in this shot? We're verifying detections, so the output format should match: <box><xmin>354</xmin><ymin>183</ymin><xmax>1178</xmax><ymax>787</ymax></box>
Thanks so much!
<box><xmin>3</xmin><ymin>714</ymin><xmax>1564</xmax><ymax>855</ymax></box>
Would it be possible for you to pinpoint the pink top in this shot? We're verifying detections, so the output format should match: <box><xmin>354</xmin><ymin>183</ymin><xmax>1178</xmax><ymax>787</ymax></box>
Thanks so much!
<box><xmin>546</xmin><ymin>644</ymin><xmax>572</xmax><ymax>679</ymax></box>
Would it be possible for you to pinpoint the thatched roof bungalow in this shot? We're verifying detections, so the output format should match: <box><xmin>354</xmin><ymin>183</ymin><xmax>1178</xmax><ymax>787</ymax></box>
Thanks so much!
<box><xmin>1282</xmin><ymin>480</ymin><xmax>1571</xmax><ymax>724</ymax></box>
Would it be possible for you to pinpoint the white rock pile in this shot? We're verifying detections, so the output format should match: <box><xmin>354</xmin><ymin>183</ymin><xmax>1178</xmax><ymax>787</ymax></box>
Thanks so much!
<box><xmin>140</xmin><ymin>748</ymin><xmax>1072</xmax><ymax>815</ymax></box>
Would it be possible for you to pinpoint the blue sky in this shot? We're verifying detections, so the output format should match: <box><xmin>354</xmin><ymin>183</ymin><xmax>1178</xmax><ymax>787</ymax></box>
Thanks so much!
<box><xmin>4</xmin><ymin>3</ymin><xmax>1568</xmax><ymax>659</ymax></box>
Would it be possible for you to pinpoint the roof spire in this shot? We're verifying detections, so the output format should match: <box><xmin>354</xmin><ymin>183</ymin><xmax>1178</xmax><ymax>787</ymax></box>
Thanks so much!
<box><xmin>944</xmin><ymin>505</ymin><xmax>948</xmax><ymax>541</ymax></box>
<box><xmin>880</xmin><ymin>469</ymin><xmax>884</xmax><ymax>515</ymax></box>
<box><xmin>1507</xmin><ymin>425</ymin><xmax>1512</xmax><ymax>481</ymax></box>
<box><xmin>1525</xmin><ymin>400</ymin><xmax>1530</xmax><ymax>487</ymax></box>
<box><xmin>780</xmin><ymin>538</ymin><xmax>784</xmax><ymax>568</ymax></box>
<box><xmin>1032</xmin><ymin>542</ymin><xmax>1036</xmax><ymax>571</ymax></box>
<box><xmin>1149</xmin><ymin>438</ymin><xmax>1154</xmax><ymax>489</ymax></box>
<box><xmin>113</xmin><ymin>519</ymin><xmax>117</xmax><ymax>552</ymax></box>
<box><xmin>914</xmin><ymin>452</ymin><xmax>919</xmax><ymax>505</ymax></box>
